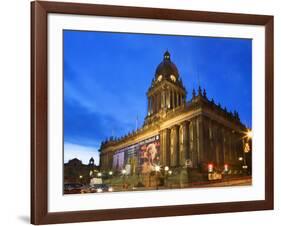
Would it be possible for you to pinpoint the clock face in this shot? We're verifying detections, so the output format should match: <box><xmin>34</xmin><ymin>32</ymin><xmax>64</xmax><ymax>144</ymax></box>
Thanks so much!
<box><xmin>170</xmin><ymin>74</ymin><xmax>176</xmax><ymax>82</ymax></box>
<box><xmin>157</xmin><ymin>75</ymin><xmax>163</xmax><ymax>82</ymax></box>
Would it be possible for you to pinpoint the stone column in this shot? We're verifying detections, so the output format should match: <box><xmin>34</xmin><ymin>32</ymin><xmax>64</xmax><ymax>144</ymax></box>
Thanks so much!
<box><xmin>166</xmin><ymin>90</ymin><xmax>170</xmax><ymax>109</ymax></box>
<box><xmin>154</xmin><ymin>94</ymin><xmax>157</xmax><ymax>113</ymax></box>
<box><xmin>233</xmin><ymin>132</ymin><xmax>236</xmax><ymax>162</ymax></box>
<box><xmin>174</xmin><ymin>92</ymin><xmax>177</xmax><ymax>108</ymax></box>
<box><xmin>179</xmin><ymin>121</ymin><xmax>190</xmax><ymax>166</ymax></box>
<box><xmin>197</xmin><ymin>115</ymin><xmax>205</xmax><ymax>164</ymax></box>
<box><xmin>156</xmin><ymin>94</ymin><xmax>159</xmax><ymax>113</ymax></box>
<box><xmin>151</xmin><ymin>95</ymin><xmax>154</xmax><ymax>114</ymax></box>
<box><xmin>170</xmin><ymin>90</ymin><xmax>173</xmax><ymax>108</ymax></box>
<box><xmin>213</xmin><ymin>123</ymin><xmax>220</xmax><ymax>165</ymax></box>
<box><xmin>159</xmin><ymin>93</ymin><xmax>161</xmax><ymax>111</ymax></box>
<box><xmin>230</xmin><ymin>132</ymin><xmax>235</xmax><ymax>162</ymax></box>
<box><xmin>170</xmin><ymin>125</ymin><xmax>179</xmax><ymax>167</ymax></box>
<box><xmin>160</xmin><ymin>128</ymin><xmax>171</xmax><ymax>166</ymax></box>
<box><xmin>180</xmin><ymin>94</ymin><xmax>182</xmax><ymax>106</ymax></box>
<box><xmin>148</xmin><ymin>97</ymin><xmax>151</xmax><ymax>115</ymax></box>
<box><xmin>151</xmin><ymin>97</ymin><xmax>153</xmax><ymax>114</ymax></box>
<box><xmin>222</xmin><ymin>127</ymin><xmax>226</xmax><ymax>164</ymax></box>
<box><xmin>162</xmin><ymin>91</ymin><xmax>166</xmax><ymax>108</ymax></box>
<box><xmin>224</xmin><ymin>129</ymin><xmax>230</xmax><ymax>163</ymax></box>
<box><xmin>191</xmin><ymin>119</ymin><xmax>198</xmax><ymax>168</ymax></box>
<box><xmin>108</xmin><ymin>152</ymin><xmax>113</xmax><ymax>170</ymax></box>
<box><xmin>171</xmin><ymin>91</ymin><xmax>174</xmax><ymax>109</ymax></box>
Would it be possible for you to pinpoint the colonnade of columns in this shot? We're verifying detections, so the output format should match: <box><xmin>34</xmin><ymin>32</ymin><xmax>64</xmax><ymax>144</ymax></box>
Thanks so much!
<box><xmin>199</xmin><ymin>116</ymin><xmax>244</xmax><ymax>166</ymax></box>
<box><xmin>100</xmin><ymin>116</ymin><xmax>245</xmax><ymax>171</ymax></box>
<box><xmin>159</xmin><ymin>116</ymin><xmax>244</xmax><ymax>169</ymax></box>
<box><xmin>159</xmin><ymin>120</ymin><xmax>191</xmax><ymax>167</ymax></box>
<box><xmin>148</xmin><ymin>89</ymin><xmax>185</xmax><ymax>115</ymax></box>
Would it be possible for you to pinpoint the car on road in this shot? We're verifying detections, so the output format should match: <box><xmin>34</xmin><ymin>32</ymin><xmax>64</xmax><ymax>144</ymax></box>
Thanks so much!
<box><xmin>64</xmin><ymin>183</ymin><xmax>85</xmax><ymax>194</ymax></box>
<box><xmin>83</xmin><ymin>184</ymin><xmax>113</xmax><ymax>193</ymax></box>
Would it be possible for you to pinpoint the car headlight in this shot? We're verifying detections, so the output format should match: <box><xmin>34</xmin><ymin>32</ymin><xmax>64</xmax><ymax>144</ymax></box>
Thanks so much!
<box><xmin>108</xmin><ymin>187</ymin><xmax>113</xmax><ymax>192</ymax></box>
<box><xmin>97</xmin><ymin>188</ymin><xmax>103</xmax><ymax>193</ymax></box>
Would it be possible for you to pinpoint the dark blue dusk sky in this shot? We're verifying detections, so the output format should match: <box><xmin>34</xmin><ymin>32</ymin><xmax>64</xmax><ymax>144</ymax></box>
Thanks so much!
<box><xmin>63</xmin><ymin>30</ymin><xmax>252</xmax><ymax>164</ymax></box>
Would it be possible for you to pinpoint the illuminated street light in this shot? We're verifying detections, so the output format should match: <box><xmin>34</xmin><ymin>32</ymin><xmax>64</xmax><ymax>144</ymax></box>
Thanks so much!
<box><xmin>208</xmin><ymin>163</ymin><xmax>213</xmax><ymax>173</ymax></box>
<box><xmin>79</xmin><ymin>175</ymin><xmax>83</xmax><ymax>179</ymax></box>
<box><xmin>224</xmin><ymin>164</ymin><xmax>229</xmax><ymax>172</ymax></box>
<box><xmin>108</xmin><ymin>171</ymin><xmax>113</xmax><ymax>176</ymax></box>
<box><xmin>168</xmin><ymin>170</ymin><xmax>172</xmax><ymax>175</ymax></box>
<box><xmin>155</xmin><ymin>165</ymin><xmax>161</xmax><ymax>172</ymax></box>
<box><xmin>164</xmin><ymin>166</ymin><xmax>169</xmax><ymax>171</ymax></box>
<box><xmin>121</xmin><ymin>169</ymin><xmax>126</xmax><ymax>175</ymax></box>
<box><xmin>242</xmin><ymin>165</ymin><xmax>248</xmax><ymax>169</ymax></box>
<box><xmin>97</xmin><ymin>172</ymin><xmax>102</xmax><ymax>177</ymax></box>
<box><xmin>238</xmin><ymin>157</ymin><xmax>243</xmax><ymax>161</ymax></box>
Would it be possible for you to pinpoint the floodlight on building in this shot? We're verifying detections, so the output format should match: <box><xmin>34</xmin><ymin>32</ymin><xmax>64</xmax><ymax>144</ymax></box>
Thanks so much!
<box><xmin>246</xmin><ymin>129</ymin><xmax>253</xmax><ymax>139</ymax></box>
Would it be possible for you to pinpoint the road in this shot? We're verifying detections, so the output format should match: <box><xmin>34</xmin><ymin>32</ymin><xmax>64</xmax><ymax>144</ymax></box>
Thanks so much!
<box><xmin>194</xmin><ymin>177</ymin><xmax>252</xmax><ymax>187</ymax></box>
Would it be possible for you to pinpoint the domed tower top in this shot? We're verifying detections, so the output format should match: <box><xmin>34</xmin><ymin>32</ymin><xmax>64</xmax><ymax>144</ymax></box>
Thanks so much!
<box><xmin>145</xmin><ymin>51</ymin><xmax>187</xmax><ymax>120</ymax></box>
<box><xmin>155</xmin><ymin>51</ymin><xmax>179</xmax><ymax>82</ymax></box>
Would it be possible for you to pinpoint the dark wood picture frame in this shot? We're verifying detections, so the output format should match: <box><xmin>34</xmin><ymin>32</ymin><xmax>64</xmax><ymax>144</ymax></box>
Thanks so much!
<box><xmin>31</xmin><ymin>1</ymin><xmax>274</xmax><ymax>224</ymax></box>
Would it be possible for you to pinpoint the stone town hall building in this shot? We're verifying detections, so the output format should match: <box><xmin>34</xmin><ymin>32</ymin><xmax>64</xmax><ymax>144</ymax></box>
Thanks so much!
<box><xmin>99</xmin><ymin>51</ymin><xmax>248</xmax><ymax>175</ymax></box>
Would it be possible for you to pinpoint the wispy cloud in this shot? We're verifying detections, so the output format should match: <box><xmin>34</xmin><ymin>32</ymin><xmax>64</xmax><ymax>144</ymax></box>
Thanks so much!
<box><xmin>64</xmin><ymin>62</ymin><xmax>146</xmax><ymax>129</ymax></box>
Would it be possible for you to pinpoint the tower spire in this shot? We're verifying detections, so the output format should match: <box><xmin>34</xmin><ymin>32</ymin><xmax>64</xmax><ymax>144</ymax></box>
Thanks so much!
<box><xmin>164</xmin><ymin>50</ymin><xmax>170</xmax><ymax>60</ymax></box>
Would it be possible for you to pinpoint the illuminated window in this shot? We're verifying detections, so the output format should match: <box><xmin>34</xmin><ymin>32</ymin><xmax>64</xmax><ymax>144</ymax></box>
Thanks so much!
<box><xmin>157</xmin><ymin>75</ymin><xmax>163</xmax><ymax>82</ymax></box>
<box><xmin>170</xmin><ymin>74</ymin><xmax>176</xmax><ymax>82</ymax></box>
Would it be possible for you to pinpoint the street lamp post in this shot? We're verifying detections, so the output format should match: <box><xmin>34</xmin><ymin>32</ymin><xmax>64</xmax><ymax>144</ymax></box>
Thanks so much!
<box><xmin>79</xmin><ymin>175</ymin><xmax>83</xmax><ymax>184</ymax></box>
<box><xmin>164</xmin><ymin>166</ymin><xmax>169</xmax><ymax>187</ymax></box>
<box><xmin>168</xmin><ymin>170</ymin><xmax>172</xmax><ymax>188</ymax></box>
<box><xmin>154</xmin><ymin>165</ymin><xmax>161</xmax><ymax>190</ymax></box>
<box><xmin>242</xmin><ymin>128</ymin><xmax>252</xmax><ymax>175</ymax></box>
<box><xmin>108</xmin><ymin>171</ymin><xmax>113</xmax><ymax>186</ymax></box>
<box><xmin>121</xmin><ymin>169</ymin><xmax>127</xmax><ymax>190</ymax></box>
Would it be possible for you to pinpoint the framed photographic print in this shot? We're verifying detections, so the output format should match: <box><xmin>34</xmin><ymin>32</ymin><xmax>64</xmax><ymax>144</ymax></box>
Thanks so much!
<box><xmin>31</xmin><ymin>1</ymin><xmax>274</xmax><ymax>225</ymax></box>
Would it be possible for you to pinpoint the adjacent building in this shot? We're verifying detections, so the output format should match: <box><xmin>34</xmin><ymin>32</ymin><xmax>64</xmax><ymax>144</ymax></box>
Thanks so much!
<box><xmin>64</xmin><ymin>157</ymin><xmax>99</xmax><ymax>184</ymax></box>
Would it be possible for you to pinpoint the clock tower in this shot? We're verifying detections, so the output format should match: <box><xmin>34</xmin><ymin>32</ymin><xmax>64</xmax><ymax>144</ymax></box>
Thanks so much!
<box><xmin>145</xmin><ymin>51</ymin><xmax>187</xmax><ymax>125</ymax></box>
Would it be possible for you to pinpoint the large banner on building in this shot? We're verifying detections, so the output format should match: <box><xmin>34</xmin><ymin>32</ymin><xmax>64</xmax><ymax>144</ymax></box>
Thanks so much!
<box><xmin>139</xmin><ymin>135</ymin><xmax>160</xmax><ymax>174</ymax></box>
<box><xmin>112</xmin><ymin>135</ymin><xmax>160</xmax><ymax>174</ymax></box>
